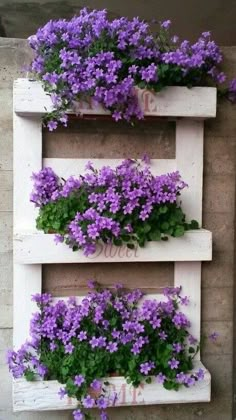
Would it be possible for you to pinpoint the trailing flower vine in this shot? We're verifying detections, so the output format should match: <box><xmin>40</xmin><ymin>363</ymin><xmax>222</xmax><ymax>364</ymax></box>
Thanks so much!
<box><xmin>30</xmin><ymin>158</ymin><xmax>198</xmax><ymax>256</ymax></box>
<box><xmin>27</xmin><ymin>8</ymin><xmax>236</xmax><ymax>130</ymax></box>
<box><xmin>7</xmin><ymin>283</ymin><xmax>204</xmax><ymax>420</ymax></box>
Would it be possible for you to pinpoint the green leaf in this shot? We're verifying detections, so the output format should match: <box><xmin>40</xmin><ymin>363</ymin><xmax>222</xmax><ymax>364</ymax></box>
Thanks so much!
<box><xmin>159</xmin><ymin>206</ymin><xmax>168</xmax><ymax>214</ymax></box>
<box><xmin>149</xmin><ymin>230</ymin><xmax>161</xmax><ymax>241</ymax></box>
<box><xmin>173</xmin><ymin>225</ymin><xmax>185</xmax><ymax>237</ymax></box>
<box><xmin>142</xmin><ymin>223</ymin><xmax>151</xmax><ymax>234</ymax></box>
<box><xmin>161</xmin><ymin>222</ymin><xmax>169</xmax><ymax>231</ymax></box>
<box><xmin>190</xmin><ymin>220</ymin><xmax>199</xmax><ymax>229</ymax></box>
<box><xmin>113</xmin><ymin>238</ymin><xmax>123</xmax><ymax>246</ymax></box>
<box><xmin>25</xmin><ymin>369</ymin><xmax>36</xmax><ymax>381</ymax></box>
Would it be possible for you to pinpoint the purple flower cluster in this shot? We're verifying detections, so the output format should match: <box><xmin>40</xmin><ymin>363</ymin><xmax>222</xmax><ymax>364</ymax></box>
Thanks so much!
<box><xmin>31</xmin><ymin>158</ymin><xmax>189</xmax><ymax>255</ymax></box>
<box><xmin>28</xmin><ymin>8</ymin><xmax>235</xmax><ymax>129</ymax></box>
<box><xmin>161</xmin><ymin>32</ymin><xmax>223</xmax><ymax>82</ymax></box>
<box><xmin>7</xmin><ymin>283</ymin><xmax>204</xmax><ymax>419</ymax></box>
<box><xmin>30</xmin><ymin>167</ymin><xmax>60</xmax><ymax>207</ymax></box>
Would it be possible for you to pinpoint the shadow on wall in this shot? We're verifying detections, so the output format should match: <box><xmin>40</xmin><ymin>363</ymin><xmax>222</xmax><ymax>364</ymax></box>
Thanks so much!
<box><xmin>0</xmin><ymin>16</ymin><xmax>6</xmax><ymax>36</ymax></box>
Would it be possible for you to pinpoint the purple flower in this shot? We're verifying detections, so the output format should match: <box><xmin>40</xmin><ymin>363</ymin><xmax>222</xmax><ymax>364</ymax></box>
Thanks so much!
<box><xmin>208</xmin><ymin>331</ymin><xmax>219</xmax><ymax>342</ymax></box>
<box><xmin>161</xmin><ymin>20</ymin><xmax>171</xmax><ymax>29</ymax></box>
<box><xmin>168</xmin><ymin>358</ymin><xmax>180</xmax><ymax>370</ymax></box>
<box><xmin>90</xmin><ymin>379</ymin><xmax>102</xmax><ymax>391</ymax></box>
<box><xmin>30</xmin><ymin>167</ymin><xmax>59</xmax><ymax>207</ymax></box>
<box><xmin>74</xmin><ymin>374</ymin><xmax>85</xmax><ymax>387</ymax></box>
<box><xmin>100</xmin><ymin>411</ymin><xmax>109</xmax><ymax>420</ymax></box>
<box><xmin>106</xmin><ymin>342</ymin><xmax>118</xmax><ymax>353</ymax></box>
<box><xmin>64</xmin><ymin>342</ymin><xmax>74</xmax><ymax>354</ymax></box>
<box><xmin>196</xmin><ymin>368</ymin><xmax>205</xmax><ymax>380</ymax></box>
<box><xmin>37</xmin><ymin>364</ymin><xmax>48</xmax><ymax>377</ymax></box>
<box><xmin>54</xmin><ymin>234</ymin><xmax>64</xmax><ymax>245</ymax></box>
<box><xmin>47</xmin><ymin>120</ymin><xmax>58</xmax><ymax>131</ymax></box>
<box><xmin>159</xmin><ymin>331</ymin><xmax>168</xmax><ymax>341</ymax></box>
<box><xmin>73</xmin><ymin>409</ymin><xmax>84</xmax><ymax>420</ymax></box>
<box><xmin>180</xmin><ymin>296</ymin><xmax>189</xmax><ymax>306</ymax></box>
<box><xmin>96</xmin><ymin>396</ymin><xmax>108</xmax><ymax>409</ymax></box>
<box><xmin>140</xmin><ymin>361</ymin><xmax>155</xmax><ymax>375</ymax></box>
<box><xmin>82</xmin><ymin>395</ymin><xmax>95</xmax><ymax>408</ymax></box>
<box><xmin>156</xmin><ymin>372</ymin><xmax>166</xmax><ymax>384</ymax></box>
<box><xmin>89</xmin><ymin>336</ymin><xmax>99</xmax><ymax>348</ymax></box>
<box><xmin>141</xmin><ymin>153</ymin><xmax>151</xmax><ymax>165</ymax></box>
<box><xmin>172</xmin><ymin>343</ymin><xmax>183</xmax><ymax>353</ymax></box>
<box><xmin>188</xmin><ymin>335</ymin><xmax>198</xmax><ymax>345</ymax></box>
<box><xmin>85</xmin><ymin>161</ymin><xmax>94</xmax><ymax>171</ymax></box>
<box><xmin>78</xmin><ymin>331</ymin><xmax>87</xmax><ymax>341</ymax></box>
<box><xmin>185</xmin><ymin>375</ymin><xmax>196</xmax><ymax>387</ymax></box>
<box><xmin>176</xmin><ymin>372</ymin><xmax>187</xmax><ymax>384</ymax></box>
<box><xmin>58</xmin><ymin>387</ymin><xmax>67</xmax><ymax>399</ymax></box>
<box><xmin>87</xmin><ymin>279</ymin><xmax>96</xmax><ymax>289</ymax></box>
<box><xmin>228</xmin><ymin>78</ymin><xmax>236</xmax><ymax>102</ymax></box>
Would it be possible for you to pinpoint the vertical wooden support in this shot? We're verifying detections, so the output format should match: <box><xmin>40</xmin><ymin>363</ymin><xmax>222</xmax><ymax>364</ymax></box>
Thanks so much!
<box><xmin>176</xmin><ymin>120</ymin><xmax>204</xmax><ymax>225</ymax></box>
<box><xmin>175</xmin><ymin>119</ymin><xmax>204</xmax><ymax>359</ymax></box>
<box><xmin>13</xmin><ymin>113</ymin><xmax>42</xmax><ymax>347</ymax></box>
<box><xmin>174</xmin><ymin>262</ymin><xmax>201</xmax><ymax>359</ymax></box>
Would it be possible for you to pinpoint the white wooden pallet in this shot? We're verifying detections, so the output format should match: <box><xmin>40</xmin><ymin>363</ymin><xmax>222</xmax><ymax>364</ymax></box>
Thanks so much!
<box><xmin>13</xmin><ymin>79</ymin><xmax>216</xmax><ymax>411</ymax></box>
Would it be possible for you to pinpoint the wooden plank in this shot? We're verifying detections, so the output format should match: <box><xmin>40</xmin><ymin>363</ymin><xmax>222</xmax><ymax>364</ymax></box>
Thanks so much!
<box><xmin>174</xmin><ymin>262</ymin><xmax>201</xmax><ymax>360</ymax></box>
<box><xmin>13</xmin><ymin>361</ymin><xmax>210</xmax><ymax>411</ymax></box>
<box><xmin>43</xmin><ymin>158</ymin><xmax>175</xmax><ymax>178</ymax></box>
<box><xmin>176</xmin><ymin>120</ymin><xmax>204</xmax><ymax>224</ymax></box>
<box><xmin>52</xmin><ymin>293</ymin><xmax>163</xmax><ymax>304</ymax></box>
<box><xmin>14</xmin><ymin>79</ymin><xmax>217</xmax><ymax>118</ymax></box>
<box><xmin>13</xmin><ymin>115</ymin><xmax>42</xmax><ymax>231</ymax></box>
<box><xmin>14</xmin><ymin>230</ymin><xmax>212</xmax><ymax>264</ymax></box>
<box><xmin>13</xmin><ymin>264</ymin><xmax>42</xmax><ymax>348</ymax></box>
<box><xmin>13</xmin><ymin>101</ymin><xmax>43</xmax><ymax>348</ymax></box>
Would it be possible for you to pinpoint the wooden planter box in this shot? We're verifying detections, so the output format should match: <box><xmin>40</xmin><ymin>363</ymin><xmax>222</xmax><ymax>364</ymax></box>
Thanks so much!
<box><xmin>13</xmin><ymin>79</ymin><xmax>216</xmax><ymax>411</ymax></box>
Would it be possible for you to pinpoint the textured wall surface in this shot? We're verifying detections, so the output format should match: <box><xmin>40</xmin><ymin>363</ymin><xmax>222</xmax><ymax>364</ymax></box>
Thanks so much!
<box><xmin>0</xmin><ymin>38</ymin><xmax>235</xmax><ymax>420</ymax></box>
<box><xmin>0</xmin><ymin>0</ymin><xmax>236</xmax><ymax>45</ymax></box>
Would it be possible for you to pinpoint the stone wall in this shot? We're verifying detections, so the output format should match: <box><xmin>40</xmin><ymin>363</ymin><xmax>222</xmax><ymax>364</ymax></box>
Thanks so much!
<box><xmin>0</xmin><ymin>38</ymin><xmax>235</xmax><ymax>420</ymax></box>
<box><xmin>0</xmin><ymin>0</ymin><xmax>236</xmax><ymax>45</ymax></box>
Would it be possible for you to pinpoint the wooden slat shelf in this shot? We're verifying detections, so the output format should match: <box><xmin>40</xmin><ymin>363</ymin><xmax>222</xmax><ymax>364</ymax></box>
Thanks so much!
<box><xmin>13</xmin><ymin>361</ymin><xmax>210</xmax><ymax>412</ymax></box>
<box><xmin>14</xmin><ymin>229</ymin><xmax>212</xmax><ymax>264</ymax></box>
<box><xmin>14</xmin><ymin>79</ymin><xmax>217</xmax><ymax>119</ymax></box>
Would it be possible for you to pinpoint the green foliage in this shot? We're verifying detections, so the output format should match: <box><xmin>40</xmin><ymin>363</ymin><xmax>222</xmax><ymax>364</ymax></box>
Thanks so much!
<box><xmin>36</xmin><ymin>194</ymin><xmax>199</xmax><ymax>251</ymax></box>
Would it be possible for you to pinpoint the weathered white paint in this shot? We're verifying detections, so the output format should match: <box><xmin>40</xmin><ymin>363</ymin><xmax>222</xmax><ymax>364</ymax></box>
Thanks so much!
<box><xmin>13</xmin><ymin>111</ymin><xmax>43</xmax><ymax>350</ymax></box>
<box><xmin>175</xmin><ymin>119</ymin><xmax>204</xmax><ymax>361</ymax></box>
<box><xmin>176</xmin><ymin>120</ymin><xmax>204</xmax><ymax>225</ymax></box>
<box><xmin>13</xmin><ymin>115</ymin><xmax>42</xmax><ymax>232</ymax></box>
<box><xmin>13</xmin><ymin>264</ymin><xmax>41</xmax><ymax>348</ymax></box>
<box><xmin>174</xmin><ymin>262</ymin><xmax>201</xmax><ymax>359</ymax></box>
<box><xmin>14</xmin><ymin>230</ymin><xmax>212</xmax><ymax>264</ymax></box>
<box><xmin>14</xmin><ymin>79</ymin><xmax>217</xmax><ymax>118</ymax></box>
<box><xmin>13</xmin><ymin>361</ymin><xmax>211</xmax><ymax>411</ymax></box>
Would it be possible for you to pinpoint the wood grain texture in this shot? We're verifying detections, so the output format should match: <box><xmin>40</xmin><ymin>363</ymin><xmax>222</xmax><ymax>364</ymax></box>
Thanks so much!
<box><xmin>43</xmin><ymin>158</ymin><xmax>175</xmax><ymax>178</ymax></box>
<box><xmin>43</xmin><ymin>119</ymin><xmax>175</xmax><ymax>160</ymax></box>
<box><xmin>43</xmin><ymin>262</ymin><xmax>173</xmax><ymax>296</ymax></box>
<box><xmin>13</xmin><ymin>361</ymin><xmax>210</xmax><ymax>411</ymax></box>
<box><xmin>14</xmin><ymin>230</ymin><xmax>212</xmax><ymax>264</ymax></box>
<box><xmin>14</xmin><ymin>79</ymin><xmax>217</xmax><ymax>118</ymax></box>
<box><xmin>176</xmin><ymin>120</ymin><xmax>204</xmax><ymax>224</ymax></box>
